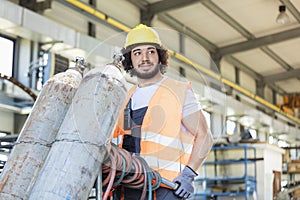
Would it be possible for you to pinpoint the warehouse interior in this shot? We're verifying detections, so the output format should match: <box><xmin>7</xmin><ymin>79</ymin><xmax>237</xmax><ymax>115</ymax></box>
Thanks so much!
<box><xmin>0</xmin><ymin>0</ymin><xmax>300</xmax><ymax>199</ymax></box>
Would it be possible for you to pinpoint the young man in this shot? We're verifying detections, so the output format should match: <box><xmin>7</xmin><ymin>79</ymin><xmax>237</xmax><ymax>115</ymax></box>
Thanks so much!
<box><xmin>113</xmin><ymin>24</ymin><xmax>213</xmax><ymax>199</ymax></box>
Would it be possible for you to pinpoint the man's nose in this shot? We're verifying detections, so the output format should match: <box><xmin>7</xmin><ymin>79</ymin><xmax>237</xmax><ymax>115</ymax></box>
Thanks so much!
<box><xmin>141</xmin><ymin>51</ymin><xmax>149</xmax><ymax>61</ymax></box>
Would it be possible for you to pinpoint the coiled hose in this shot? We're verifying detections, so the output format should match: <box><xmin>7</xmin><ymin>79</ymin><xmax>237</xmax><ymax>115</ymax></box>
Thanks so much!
<box><xmin>101</xmin><ymin>144</ymin><xmax>162</xmax><ymax>200</ymax></box>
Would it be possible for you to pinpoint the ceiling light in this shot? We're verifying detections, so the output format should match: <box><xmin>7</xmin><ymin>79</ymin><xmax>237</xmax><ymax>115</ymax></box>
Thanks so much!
<box><xmin>276</xmin><ymin>5</ymin><xmax>290</xmax><ymax>24</ymax></box>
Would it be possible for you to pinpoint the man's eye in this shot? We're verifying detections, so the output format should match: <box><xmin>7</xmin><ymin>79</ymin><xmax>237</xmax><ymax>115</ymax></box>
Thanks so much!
<box><xmin>134</xmin><ymin>52</ymin><xmax>141</xmax><ymax>56</ymax></box>
<box><xmin>148</xmin><ymin>50</ymin><xmax>156</xmax><ymax>54</ymax></box>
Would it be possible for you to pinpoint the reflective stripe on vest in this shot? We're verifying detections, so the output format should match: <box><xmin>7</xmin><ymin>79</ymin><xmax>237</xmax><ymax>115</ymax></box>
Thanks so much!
<box><xmin>113</xmin><ymin>77</ymin><xmax>194</xmax><ymax>181</ymax></box>
<box><xmin>111</xmin><ymin>134</ymin><xmax>123</xmax><ymax>146</ymax></box>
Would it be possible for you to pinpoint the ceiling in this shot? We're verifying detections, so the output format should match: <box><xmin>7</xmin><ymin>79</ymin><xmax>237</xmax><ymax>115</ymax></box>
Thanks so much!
<box><xmin>127</xmin><ymin>0</ymin><xmax>300</xmax><ymax>96</ymax></box>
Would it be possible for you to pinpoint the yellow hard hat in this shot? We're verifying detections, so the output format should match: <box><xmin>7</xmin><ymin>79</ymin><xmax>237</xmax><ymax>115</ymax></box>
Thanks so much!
<box><xmin>124</xmin><ymin>24</ymin><xmax>162</xmax><ymax>49</ymax></box>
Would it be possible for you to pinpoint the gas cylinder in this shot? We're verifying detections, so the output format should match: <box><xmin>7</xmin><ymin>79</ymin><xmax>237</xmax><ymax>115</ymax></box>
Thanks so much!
<box><xmin>28</xmin><ymin>63</ymin><xmax>127</xmax><ymax>200</ymax></box>
<box><xmin>0</xmin><ymin>58</ymin><xmax>84</xmax><ymax>200</ymax></box>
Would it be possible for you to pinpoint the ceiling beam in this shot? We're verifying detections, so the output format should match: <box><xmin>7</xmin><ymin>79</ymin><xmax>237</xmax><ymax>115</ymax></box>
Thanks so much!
<box><xmin>148</xmin><ymin>0</ymin><xmax>202</xmax><ymax>14</ymax></box>
<box><xmin>260</xmin><ymin>47</ymin><xmax>293</xmax><ymax>71</ymax></box>
<box><xmin>224</xmin><ymin>56</ymin><xmax>262</xmax><ymax>81</ymax></box>
<box><xmin>141</xmin><ymin>0</ymin><xmax>202</xmax><ymax>26</ymax></box>
<box><xmin>201</xmin><ymin>0</ymin><xmax>253</xmax><ymax>39</ymax></box>
<box><xmin>218</xmin><ymin>27</ymin><xmax>300</xmax><ymax>56</ymax></box>
<box><xmin>126</xmin><ymin>0</ymin><xmax>147</xmax><ymax>10</ymax></box>
<box><xmin>264</xmin><ymin>68</ymin><xmax>300</xmax><ymax>83</ymax></box>
<box><xmin>158</xmin><ymin>13</ymin><xmax>217</xmax><ymax>53</ymax></box>
<box><xmin>225</xmin><ymin>56</ymin><xmax>286</xmax><ymax>95</ymax></box>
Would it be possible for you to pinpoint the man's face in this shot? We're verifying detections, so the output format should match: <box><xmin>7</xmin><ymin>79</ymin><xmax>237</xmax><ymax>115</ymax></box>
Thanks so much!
<box><xmin>130</xmin><ymin>44</ymin><xmax>160</xmax><ymax>79</ymax></box>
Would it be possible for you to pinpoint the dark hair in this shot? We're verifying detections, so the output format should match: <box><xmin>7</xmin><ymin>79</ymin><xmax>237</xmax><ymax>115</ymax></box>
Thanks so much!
<box><xmin>121</xmin><ymin>44</ymin><xmax>169</xmax><ymax>75</ymax></box>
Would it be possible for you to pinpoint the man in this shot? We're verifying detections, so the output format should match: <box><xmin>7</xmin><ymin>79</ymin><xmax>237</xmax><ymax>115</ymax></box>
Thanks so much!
<box><xmin>112</xmin><ymin>24</ymin><xmax>213</xmax><ymax>199</ymax></box>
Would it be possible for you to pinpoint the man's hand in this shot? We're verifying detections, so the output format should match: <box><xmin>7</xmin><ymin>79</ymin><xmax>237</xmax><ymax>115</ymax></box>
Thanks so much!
<box><xmin>173</xmin><ymin>166</ymin><xmax>197</xmax><ymax>199</ymax></box>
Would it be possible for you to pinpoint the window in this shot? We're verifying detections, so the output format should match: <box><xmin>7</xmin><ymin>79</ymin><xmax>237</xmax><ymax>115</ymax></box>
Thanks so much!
<box><xmin>248</xmin><ymin>129</ymin><xmax>257</xmax><ymax>139</ymax></box>
<box><xmin>0</xmin><ymin>36</ymin><xmax>14</xmax><ymax>77</ymax></box>
<box><xmin>226</xmin><ymin>120</ymin><xmax>237</xmax><ymax>135</ymax></box>
<box><xmin>202</xmin><ymin>110</ymin><xmax>211</xmax><ymax>129</ymax></box>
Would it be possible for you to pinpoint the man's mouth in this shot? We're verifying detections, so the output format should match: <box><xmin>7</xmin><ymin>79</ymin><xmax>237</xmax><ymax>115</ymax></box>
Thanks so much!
<box><xmin>138</xmin><ymin>63</ymin><xmax>153</xmax><ymax>70</ymax></box>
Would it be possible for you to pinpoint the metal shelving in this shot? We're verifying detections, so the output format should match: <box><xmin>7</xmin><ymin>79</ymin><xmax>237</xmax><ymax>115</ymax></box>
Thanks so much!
<box><xmin>195</xmin><ymin>145</ymin><xmax>257</xmax><ymax>200</ymax></box>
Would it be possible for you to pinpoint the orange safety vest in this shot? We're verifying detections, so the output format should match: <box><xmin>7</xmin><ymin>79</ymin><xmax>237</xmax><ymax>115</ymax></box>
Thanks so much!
<box><xmin>113</xmin><ymin>77</ymin><xmax>195</xmax><ymax>182</ymax></box>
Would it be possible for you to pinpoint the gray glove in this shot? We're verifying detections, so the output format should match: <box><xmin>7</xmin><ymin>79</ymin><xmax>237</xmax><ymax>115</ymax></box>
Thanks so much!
<box><xmin>173</xmin><ymin>166</ymin><xmax>197</xmax><ymax>199</ymax></box>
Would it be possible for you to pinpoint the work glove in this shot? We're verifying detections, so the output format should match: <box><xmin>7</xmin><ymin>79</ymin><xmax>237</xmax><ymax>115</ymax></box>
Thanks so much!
<box><xmin>173</xmin><ymin>166</ymin><xmax>197</xmax><ymax>199</ymax></box>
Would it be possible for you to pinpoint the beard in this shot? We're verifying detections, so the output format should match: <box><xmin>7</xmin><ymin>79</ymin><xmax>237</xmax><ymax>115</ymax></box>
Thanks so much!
<box><xmin>131</xmin><ymin>63</ymin><xmax>161</xmax><ymax>79</ymax></box>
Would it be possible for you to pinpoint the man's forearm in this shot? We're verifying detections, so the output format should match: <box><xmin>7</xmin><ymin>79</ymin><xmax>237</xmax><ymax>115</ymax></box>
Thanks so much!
<box><xmin>188</xmin><ymin>131</ymin><xmax>214</xmax><ymax>171</ymax></box>
<box><xmin>183</xmin><ymin>110</ymin><xmax>214</xmax><ymax>171</ymax></box>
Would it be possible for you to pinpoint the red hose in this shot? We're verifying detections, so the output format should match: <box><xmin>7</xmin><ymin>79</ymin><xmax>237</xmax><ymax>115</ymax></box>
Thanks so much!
<box><xmin>101</xmin><ymin>145</ymin><xmax>160</xmax><ymax>200</ymax></box>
